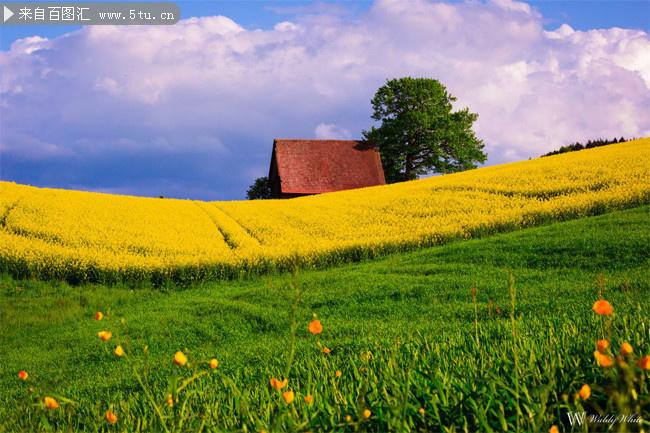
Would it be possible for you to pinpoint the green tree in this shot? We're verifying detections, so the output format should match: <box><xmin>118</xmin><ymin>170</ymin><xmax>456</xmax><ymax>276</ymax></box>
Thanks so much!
<box><xmin>363</xmin><ymin>77</ymin><xmax>487</xmax><ymax>183</ymax></box>
<box><xmin>246</xmin><ymin>176</ymin><xmax>271</xmax><ymax>200</ymax></box>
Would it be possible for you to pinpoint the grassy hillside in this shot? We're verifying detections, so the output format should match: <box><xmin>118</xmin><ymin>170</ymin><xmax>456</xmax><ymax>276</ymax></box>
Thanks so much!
<box><xmin>1</xmin><ymin>138</ymin><xmax>649</xmax><ymax>284</ymax></box>
<box><xmin>2</xmin><ymin>206</ymin><xmax>648</xmax><ymax>431</ymax></box>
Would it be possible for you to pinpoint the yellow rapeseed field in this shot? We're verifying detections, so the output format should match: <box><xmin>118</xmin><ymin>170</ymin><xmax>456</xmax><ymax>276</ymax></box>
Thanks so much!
<box><xmin>1</xmin><ymin>139</ymin><xmax>648</xmax><ymax>283</ymax></box>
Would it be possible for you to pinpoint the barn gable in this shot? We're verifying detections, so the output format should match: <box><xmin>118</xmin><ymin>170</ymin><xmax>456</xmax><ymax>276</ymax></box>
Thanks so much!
<box><xmin>269</xmin><ymin>139</ymin><xmax>386</xmax><ymax>198</ymax></box>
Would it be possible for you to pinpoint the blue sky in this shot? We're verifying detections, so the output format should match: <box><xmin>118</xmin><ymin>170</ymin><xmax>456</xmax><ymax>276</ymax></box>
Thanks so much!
<box><xmin>1</xmin><ymin>0</ymin><xmax>649</xmax><ymax>200</ymax></box>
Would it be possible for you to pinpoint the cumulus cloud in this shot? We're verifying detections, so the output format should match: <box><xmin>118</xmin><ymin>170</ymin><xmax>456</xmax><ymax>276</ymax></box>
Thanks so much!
<box><xmin>1</xmin><ymin>0</ymin><xmax>648</xmax><ymax>199</ymax></box>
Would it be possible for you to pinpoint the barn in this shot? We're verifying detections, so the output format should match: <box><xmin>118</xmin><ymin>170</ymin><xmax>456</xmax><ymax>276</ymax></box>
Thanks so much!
<box><xmin>268</xmin><ymin>139</ymin><xmax>386</xmax><ymax>199</ymax></box>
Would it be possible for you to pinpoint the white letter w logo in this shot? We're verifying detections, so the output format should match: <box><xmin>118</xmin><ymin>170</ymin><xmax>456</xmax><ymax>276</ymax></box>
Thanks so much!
<box><xmin>566</xmin><ymin>412</ymin><xmax>587</xmax><ymax>426</ymax></box>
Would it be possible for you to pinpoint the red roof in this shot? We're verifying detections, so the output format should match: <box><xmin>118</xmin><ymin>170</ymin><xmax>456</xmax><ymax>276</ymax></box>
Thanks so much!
<box><xmin>271</xmin><ymin>139</ymin><xmax>386</xmax><ymax>195</ymax></box>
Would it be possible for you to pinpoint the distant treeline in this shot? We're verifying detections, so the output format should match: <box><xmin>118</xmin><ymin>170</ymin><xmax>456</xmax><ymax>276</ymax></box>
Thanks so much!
<box><xmin>542</xmin><ymin>137</ymin><xmax>629</xmax><ymax>157</ymax></box>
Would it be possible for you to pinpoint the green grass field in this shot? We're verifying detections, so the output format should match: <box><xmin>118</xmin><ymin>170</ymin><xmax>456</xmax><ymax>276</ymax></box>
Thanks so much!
<box><xmin>1</xmin><ymin>206</ymin><xmax>649</xmax><ymax>432</ymax></box>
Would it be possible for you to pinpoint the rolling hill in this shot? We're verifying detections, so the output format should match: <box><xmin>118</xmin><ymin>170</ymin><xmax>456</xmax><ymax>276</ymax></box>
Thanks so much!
<box><xmin>1</xmin><ymin>138</ymin><xmax>648</xmax><ymax>284</ymax></box>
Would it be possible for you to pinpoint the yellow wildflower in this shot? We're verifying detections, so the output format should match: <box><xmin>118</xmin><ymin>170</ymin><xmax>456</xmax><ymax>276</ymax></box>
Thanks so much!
<box><xmin>44</xmin><ymin>397</ymin><xmax>59</xmax><ymax>409</ymax></box>
<box><xmin>173</xmin><ymin>351</ymin><xmax>187</xmax><ymax>366</ymax></box>
<box><xmin>282</xmin><ymin>390</ymin><xmax>294</xmax><ymax>404</ymax></box>
<box><xmin>638</xmin><ymin>355</ymin><xmax>650</xmax><ymax>370</ymax></box>
<box><xmin>620</xmin><ymin>342</ymin><xmax>633</xmax><ymax>356</ymax></box>
<box><xmin>308</xmin><ymin>319</ymin><xmax>323</xmax><ymax>335</ymax></box>
<box><xmin>592</xmin><ymin>300</ymin><xmax>613</xmax><ymax>316</ymax></box>
<box><xmin>269</xmin><ymin>377</ymin><xmax>288</xmax><ymax>391</ymax></box>
<box><xmin>105</xmin><ymin>410</ymin><xmax>118</xmax><ymax>424</ymax></box>
<box><xmin>594</xmin><ymin>350</ymin><xmax>614</xmax><ymax>368</ymax></box>
<box><xmin>596</xmin><ymin>339</ymin><xmax>609</xmax><ymax>352</ymax></box>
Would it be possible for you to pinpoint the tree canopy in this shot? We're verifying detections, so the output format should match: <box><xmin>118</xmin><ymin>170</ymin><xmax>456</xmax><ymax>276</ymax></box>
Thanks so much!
<box><xmin>246</xmin><ymin>176</ymin><xmax>271</xmax><ymax>200</ymax></box>
<box><xmin>363</xmin><ymin>77</ymin><xmax>486</xmax><ymax>183</ymax></box>
<box><xmin>542</xmin><ymin>137</ymin><xmax>627</xmax><ymax>157</ymax></box>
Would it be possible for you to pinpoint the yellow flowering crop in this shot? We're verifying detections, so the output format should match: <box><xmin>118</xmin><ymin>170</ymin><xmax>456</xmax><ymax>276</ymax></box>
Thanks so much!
<box><xmin>0</xmin><ymin>139</ymin><xmax>648</xmax><ymax>284</ymax></box>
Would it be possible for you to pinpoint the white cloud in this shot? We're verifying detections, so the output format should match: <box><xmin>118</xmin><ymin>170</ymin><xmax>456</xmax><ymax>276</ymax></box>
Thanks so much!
<box><xmin>314</xmin><ymin>123</ymin><xmax>352</xmax><ymax>140</ymax></box>
<box><xmin>274</xmin><ymin>21</ymin><xmax>302</xmax><ymax>32</ymax></box>
<box><xmin>0</xmin><ymin>0</ymin><xmax>648</xmax><ymax>199</ymax></box>
<box><xmin>9</xmin><ymin>35</ymin><xmax>51</xmax><ymax>54</ymax></box>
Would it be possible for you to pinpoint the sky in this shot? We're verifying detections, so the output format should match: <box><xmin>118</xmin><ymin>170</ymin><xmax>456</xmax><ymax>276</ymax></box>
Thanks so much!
<box><xmin>1</xmin><ymin>0</ymin><xmax>649</xmax><ymax>200</ymax></box>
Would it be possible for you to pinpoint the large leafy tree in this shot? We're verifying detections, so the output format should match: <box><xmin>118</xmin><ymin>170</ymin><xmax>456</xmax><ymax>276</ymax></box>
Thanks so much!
<box><xmin>363</xmin><ymin>77</ymin><xmax>487</xmax><ymax>183</ymax></box>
